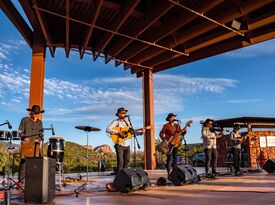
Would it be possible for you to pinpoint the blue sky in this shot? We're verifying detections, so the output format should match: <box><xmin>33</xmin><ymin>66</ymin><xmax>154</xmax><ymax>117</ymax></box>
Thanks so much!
<box><xmin>1</xmin><ymin>6</ymin><xmax>275</xmax><ymax>151</ymax></box>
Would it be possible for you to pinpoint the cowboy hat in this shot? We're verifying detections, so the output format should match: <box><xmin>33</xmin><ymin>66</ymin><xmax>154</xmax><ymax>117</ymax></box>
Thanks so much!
<box><xmin>26</xmin><ymin>105</ymin><xmax>44</xmax><ymax>114</ymax></box>
<box><xmin>166</xmin><ymin>113</ymin><xmax>177</xmax><ymax>121</ymax></box>
<box><xmin>115</xmin><ymin>107</ymin><xmax>128</xmax><ymax>116</ymax></box>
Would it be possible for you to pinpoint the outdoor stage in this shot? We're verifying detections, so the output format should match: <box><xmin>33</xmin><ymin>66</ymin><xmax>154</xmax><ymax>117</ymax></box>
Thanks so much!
<box><xmin>2</xmin><ymin>167</ymin><xmax>275</xmax><ymax>205</ymax></box>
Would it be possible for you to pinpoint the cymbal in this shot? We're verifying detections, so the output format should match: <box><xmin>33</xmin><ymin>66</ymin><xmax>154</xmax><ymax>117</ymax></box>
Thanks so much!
<box><xmin>75</xmin><ymin>126</ymin><xmax>101</xmax><ymax>132</ymax></box>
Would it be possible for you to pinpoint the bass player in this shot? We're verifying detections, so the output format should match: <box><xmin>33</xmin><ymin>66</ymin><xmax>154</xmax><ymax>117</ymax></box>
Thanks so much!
<box><xmin>159</xmin><ymin>113</ymin><xmax>189</xmax><ymax>177</ymax></box>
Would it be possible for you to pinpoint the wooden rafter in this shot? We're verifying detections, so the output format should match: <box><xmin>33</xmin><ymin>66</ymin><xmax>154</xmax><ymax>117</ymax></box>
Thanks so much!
<box><xmin>130</xmin><ymin>0</ymin><xmax>272</xmax><ymax>65</ymax></box>
<box><xmin>32</xmin><ymin>0</ymin><xmax>55</xmax><ymax>57</ymax></box>
<box><xmin>139</xmin><ymin>4</ymin><xmax>275</xmax><ymax>69</ymax></box>
<box><xmin>94</xmin><ymin>0</ymin><xmax>140</xmax><ymax>59</ymax></box>
<box><xmin>120</xmin><ymin>0</ymin><xmax>224</xmax><ymax>69</ymax></box>
<box><xmin>0</xmin><ymin>0</ymin><xmax>33</xmax><ymax>47</ymax></box>
<box><xmin>65</xmin><ymin>0</ymin><xmax>70</xmax><ymax>58</ymax></box>
<box><xmin>80</xmin><ymin>0</ymin><xmax>104</xmax><ymax>59</ymax></box>
<box><xmin>108</xmin><ymin>1</ymin><xmax>175</xmax><ymax>57</ymax></box>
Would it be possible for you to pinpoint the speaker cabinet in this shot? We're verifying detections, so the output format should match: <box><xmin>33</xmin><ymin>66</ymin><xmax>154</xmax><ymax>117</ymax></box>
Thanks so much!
<box><xmin>24</xmin><ymin>157</ymin><xmax>56</xmax><ymax>203</ymax></box>
<box><xmin>113</xmin><ymin>167</ymin><xmax>150</xmax><ymax>193</ymax></box>
<box><xmin>263</xmin><ymin>159</ymin><xmax>275</xmax><ymax>173</ymax></box>
<box><xmin>169</xmin><ymin>164</ymin><xmax>198</xmax><ymax>186</ymax></box>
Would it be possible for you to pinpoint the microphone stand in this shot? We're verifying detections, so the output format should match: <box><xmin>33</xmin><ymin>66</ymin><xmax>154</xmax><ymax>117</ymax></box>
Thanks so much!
<box><xmin>127</xmin><ymin>116</ymin><xmax>140</xmax><ymax>169</ymax></box>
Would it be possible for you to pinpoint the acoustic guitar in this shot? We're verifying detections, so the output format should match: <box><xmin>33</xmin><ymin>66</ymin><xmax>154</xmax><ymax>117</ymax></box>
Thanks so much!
<box><xmin>111</xmin><ymin>126</ymin><xmax>151</xmax><ymax>144</ymax></box>
<box><xmin>160</xmin><ymin>120</ymin><xmax>193</xmax><ymax>155</ymax></box>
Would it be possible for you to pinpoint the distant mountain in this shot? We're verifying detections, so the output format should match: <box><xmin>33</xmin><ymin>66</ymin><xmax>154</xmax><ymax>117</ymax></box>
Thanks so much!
<box><xmin>93</xmin><ymin>144</ymin><xmax>113</xmax><ymax>154</ymax></box>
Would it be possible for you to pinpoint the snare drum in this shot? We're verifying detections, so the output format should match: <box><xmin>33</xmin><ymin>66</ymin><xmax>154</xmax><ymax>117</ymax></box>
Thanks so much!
<box><xmin>47</xmin><ymin>136</ymin><xmax>65</xmax><ymax>163</ymax></box>
<box><xmin>0</xmin><ymin>130</ymin><xmax>11</xmax><ymax>141</ymax></box>
<box><xmin>11</xmin><ymin>130</ymin><xmax>22</xmax><ymax>140</ymax></box>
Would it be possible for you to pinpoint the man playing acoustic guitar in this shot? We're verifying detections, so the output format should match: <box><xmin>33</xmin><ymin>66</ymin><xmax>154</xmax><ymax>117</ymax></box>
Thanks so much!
<box><xmin>159</xmin><ymin>113</ymin><xmax>191</xmax><ymax>176</ymax></box>
<box><xmin>106</xmin><ymin>107</ymin><xmax>144</xmax><ymax>173</ymax></box>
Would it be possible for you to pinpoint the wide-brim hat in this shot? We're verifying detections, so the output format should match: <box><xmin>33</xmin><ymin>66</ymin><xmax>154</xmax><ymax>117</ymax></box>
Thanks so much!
<box><xmin>166</xmin><ymin>113</ymin><xmax>177</xmax><ymax>121</ymax></box>
<box><xmin>26</xmin><ymin>105</ymin><xmax>44</xmax><ymax>114</ymax></box>
<box><xmin>115</xmin><ymin>107</ymin><xmax>128</xmax><ymax>116</ymax></box>
<box><xmin>203</xmin><ymin>118</ymin><xmax>214</xmax><ymax>126</ymax></box>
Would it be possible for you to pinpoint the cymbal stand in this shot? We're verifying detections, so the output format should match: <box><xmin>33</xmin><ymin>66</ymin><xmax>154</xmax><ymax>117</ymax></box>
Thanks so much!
<box><xmin>127</xmin><ymin>116</ymin><xmax>141</xmax><ymax>168</ymax></box>
<box><xmin>74</xmin><ymin>130</ymin><xmax>91</xmax><ymax>197</ymax></box>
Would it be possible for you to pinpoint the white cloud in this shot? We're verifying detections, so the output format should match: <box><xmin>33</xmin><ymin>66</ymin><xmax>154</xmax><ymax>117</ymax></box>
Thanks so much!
<box><xmin>222</xmin><ymin>39</ymin><xmax>275</xmax><ymax>58</ymax></box>
<box><xmin>227</xmin><ymin>99</ymin><xmax>262</xmax><ymax>104</ymax></box>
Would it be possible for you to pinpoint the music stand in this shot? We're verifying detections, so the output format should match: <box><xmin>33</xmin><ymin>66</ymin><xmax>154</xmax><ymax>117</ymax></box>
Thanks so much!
<box><xmin>74</xmin><ymin>126</ymin><xmax>100</xmax><ymax>196</ymax></box>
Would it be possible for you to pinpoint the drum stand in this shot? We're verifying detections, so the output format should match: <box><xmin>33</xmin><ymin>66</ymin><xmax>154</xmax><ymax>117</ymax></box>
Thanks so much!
<box><xmin>56</xmin><ymin>162</ymin><xmax>64</xmax><ymax>191</ymax></box>
<box><xmin>0</xmin><ymin>137</ymin><xmax>24</xmax><ymax>205</ymax></box>
<box><xmin>74</xmin><ymin>130</ymin><xmax>91</xmax><ymax>197</ymax></box>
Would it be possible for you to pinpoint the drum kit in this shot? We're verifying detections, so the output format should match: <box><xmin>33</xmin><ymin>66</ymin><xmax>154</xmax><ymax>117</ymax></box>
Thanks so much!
<box><xmin>0</xmin><ymin>125</ymin><xmax>24</xmax><ymax>191</ymax></box>
<box><xmin>0</xmin><ymin>120</ymin><xmax>101</xmax><ymax>195</ymax></box>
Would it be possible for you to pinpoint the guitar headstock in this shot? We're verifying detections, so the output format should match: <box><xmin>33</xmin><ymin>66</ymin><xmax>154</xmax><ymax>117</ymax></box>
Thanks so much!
<box><xmin>186</xmin><ymin>120</ymin><xmax>193</xmax><ymax>127</ymax></box>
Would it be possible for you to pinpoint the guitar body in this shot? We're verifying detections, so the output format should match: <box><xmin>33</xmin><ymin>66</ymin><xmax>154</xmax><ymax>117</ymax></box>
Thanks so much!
<box><xmin>160</xmin><ymin>120</ymin><xmax>193</xmax><ymax>155</ymax></box>
<box><xmin>160</xmin><ymin>141</ymin><xmax>177</xmax><ymax>155</ymax></box>
<box><xmin>111</xmin><ymin>126</ymin><xmax>133</xmax><ymax>144</ymax></box>
<box><xmin>20</xmin><ymin>141</ymin><xmax>41</xmax><ymax>158</ymax></box>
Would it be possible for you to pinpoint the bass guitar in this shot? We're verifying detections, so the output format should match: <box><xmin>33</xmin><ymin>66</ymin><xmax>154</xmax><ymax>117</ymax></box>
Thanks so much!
<box><xmin>111</xmin><ymin>126</ymin><xmax>151</xmax><ymax>144</ymax></box>
<box><xmin>160</xmin><ymin>120</ymin><xmax>193</xmax><ymax>155</ymax></box>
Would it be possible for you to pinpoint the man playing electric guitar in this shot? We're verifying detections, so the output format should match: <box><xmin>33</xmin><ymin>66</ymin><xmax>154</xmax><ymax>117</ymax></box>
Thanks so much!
<box><xmin>106</xmin><ymin>107</ymin><xmax>144</xmax><ymax>173</ymax></box>
<box><xmin>159</xmin><ymin>113</ymin><xmax>191</xmax><ymax>176</ymax></box>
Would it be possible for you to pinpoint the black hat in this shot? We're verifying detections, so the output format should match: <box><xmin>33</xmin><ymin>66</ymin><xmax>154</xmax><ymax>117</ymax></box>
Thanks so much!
<box><xmin>203</xmin><ymin>118</ymin><xmax>214</xmax><ymax>126</ymax></box>
<box><xmin>234</xmin><ymin>124</ymin><xmax>241</xmax><ymax>130</ymax></box>
<box><xmin>115</xmin><ymin>107</ymin><xmax>128</xmax><ymax>116</ymax></box>
<box><xmin>26</xmin><ymin>105</ymin><xmax>44</xmax><ymax>114</ymax></box>
<box><xmin>166</xmin><ymin>113</ymin><xmax>177</xmax><ymax>121</ymax></box>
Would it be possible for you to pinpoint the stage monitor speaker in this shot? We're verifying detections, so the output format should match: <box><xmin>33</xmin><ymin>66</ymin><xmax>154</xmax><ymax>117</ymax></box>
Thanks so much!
<box><xmin>113</xmin><ymin>167</ymin><xmax>150</xmax><ymax>193</ymax></box>
<box><xmin>263</xmin><ymin>159</ymin><xmax>275</xmax><ymax>173</ymax></box>
<box><xmin>169</xmin><ymin>164</ymin><xmax>198</xmax><ymax>186</ymax></box>
<box><xmin>24</xmin><ymin>157</ymin><xmax>56</xmax><ymax>203</ymax></box>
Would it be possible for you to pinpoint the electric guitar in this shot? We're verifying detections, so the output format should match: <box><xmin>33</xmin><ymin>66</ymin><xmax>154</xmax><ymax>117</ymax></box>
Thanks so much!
<box><xmin>110</xmin><ymin>126</ymin><xmax>151</xmax><ymax>144</ymax></box>
<box><xmin>160</xmin><ymin>120</ymin><xmax>193</xmax><ymax>155</ymax></box>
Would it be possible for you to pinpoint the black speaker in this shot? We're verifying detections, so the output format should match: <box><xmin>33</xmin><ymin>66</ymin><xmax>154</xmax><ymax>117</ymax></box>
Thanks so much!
<box><xmin>24</xmin><ymin>157</ymin><xmax>56</xmax><ymax>203</ymax></box>
<box><xmin>113</xmin><ymin>167</ymin><xmax>150</xmax><ymax>193</ymax></box>
<box><xmin>263</xmin><ymin>159</ymin><xmax>275</xmax><ymax>173</ymax></box>
<box><xmin>169</xmin><ymin>164</ymin><xmax>198</xmax><ymax>186</ymax></box>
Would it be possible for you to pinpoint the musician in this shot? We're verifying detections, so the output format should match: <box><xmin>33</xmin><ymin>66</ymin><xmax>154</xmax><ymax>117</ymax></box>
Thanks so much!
<box><xmin>106</xmin><ymin>107</ymin><xmax>131</xmax><ymax>173</ymax></box>
<box><xmin>201</xmin><ymin>118</ymin><xmax>218</xmax><ymax>177</ymax></box>
<box><xmin>230</xmin><ymin>124</ymin><xmax>243</xmax><ymax>176</ymax></box>
<box><xmin>159</xmin><ymin>113</ymin><xmax>185</xmax><ymax>176</ymax></box>
<box><xmin>18</xmin><ymin>105</ymin><xmax>44</xmax><ymax>182</ymax></box>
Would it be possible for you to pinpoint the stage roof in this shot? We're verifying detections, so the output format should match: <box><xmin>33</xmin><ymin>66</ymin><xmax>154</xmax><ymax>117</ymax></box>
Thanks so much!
<box><xmin>1</xmin><ymin>0</ymin><xmax>275</xmax><ymax>76</ymax></box>
<box><xmin>214</xmin><ymin>117</ymin><xmax>275</xmax><ymax>129</ymax></box>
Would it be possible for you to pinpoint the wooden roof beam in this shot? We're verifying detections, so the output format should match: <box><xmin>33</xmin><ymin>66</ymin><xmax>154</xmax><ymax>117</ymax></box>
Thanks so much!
<box><xmin>19</xmin><ymin>0</ymin><xmax>40</xmax><ymax>30</ymax></box>
<box><xmin>0</xmin><ymin>0</ymin><xmax>33</xmax><ymax>47</ymax></box>
<box><xmin>80</xmin><ymin>0</ymin><xmax>104</xmax><ymax>59</ymax></box>
<box><xmin>33</xmin><ymin>0</ymin><xmax>55</xmax><ymax>57</ymax></box>
<box><xmin>141</xmin><ymin>6</ymin><xmax>275</xmax><ymax>68</ymax></box>
<box><xmin>108</xmin><ymin>0</ymin><xmax>175</xmax><ymax>57</ymax></box>
<box><xmin>130</xmin><ymin>0</ymin><xmax>272</xmax><ymax>65</ymax></box>
<box><xmin>65</xmin><ymin>0</ymin><xmax>70</xmax><ymax>58</ymax></box>
<box><xmin>118</xmin><ymin>0</ymin><xmax>224</xmax><ymax>62</ymax></box>
<box><xmin>95</xmin><ymin>0</ymin><xmax>140</xmax><ymax>53</ymax></box>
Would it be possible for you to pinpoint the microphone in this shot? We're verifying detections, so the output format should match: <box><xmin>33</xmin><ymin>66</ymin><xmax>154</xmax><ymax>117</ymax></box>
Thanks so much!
<box><xmin>173</xmin><ymin>119</ymin><xmax>181</xmax><ymax>122</ymax></box>
<box><xmin>125</xmin><ymin>115</ymin><xmax>130</xmax><ymax>117</ymax></box>
<box><xmin>6</xmin><ymin>120</ymin><xmax>12</xmax><ymax>129</ymax></box>
<box><xmin>51</xmin><ymin>124</ymin><xmax>55</xmax><ymax>136</ymax></box>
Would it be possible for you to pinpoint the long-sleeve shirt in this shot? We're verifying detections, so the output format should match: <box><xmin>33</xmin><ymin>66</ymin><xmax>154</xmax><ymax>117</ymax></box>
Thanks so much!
<box><xmin>201</xmin><ymin>127</ymin><xmax>216</xmax><ymax>149</ymax></box>
<box><xmin>18</xmin><ymin>116</ymin><xmax>43</xmax><ymax>142</ymax></box>
<box><xmin>106</xmin><ymin>119</ymin><xmax>131</xmax><ymax>147</ymax></box>
<box><xmin>159</xmin><ymin>123</ymin><xmax>182</xmax><ymax>145</ymax></box>
<box><xmin>230</xmin><ymin>131</ymin><xmax>242</xmax><ymax>149</ymax></box>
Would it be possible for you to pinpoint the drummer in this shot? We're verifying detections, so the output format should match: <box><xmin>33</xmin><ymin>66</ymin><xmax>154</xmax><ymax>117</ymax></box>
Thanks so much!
<box><xmin>18</xmin><ymin>105</ymin><xmax>44</xmax><ymax>183</ymax></box>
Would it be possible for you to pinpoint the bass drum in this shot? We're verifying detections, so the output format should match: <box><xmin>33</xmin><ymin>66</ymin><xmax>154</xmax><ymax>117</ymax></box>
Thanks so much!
<box><xmin>47</xmin><ymin>136</ymin><xmax>65</xmax><ymax>164</ymax></box>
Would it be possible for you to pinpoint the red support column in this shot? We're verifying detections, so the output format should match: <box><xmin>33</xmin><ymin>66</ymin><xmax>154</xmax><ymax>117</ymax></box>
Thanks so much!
<box><xmin>29</xmin><ymin>42</ymin><xmax>46</xmax><ymax>120</ymax></box>
<box><xmin>142</xmin><ymin>69</ymin><xmax>156</xmax><ymax>170</ymax></box>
